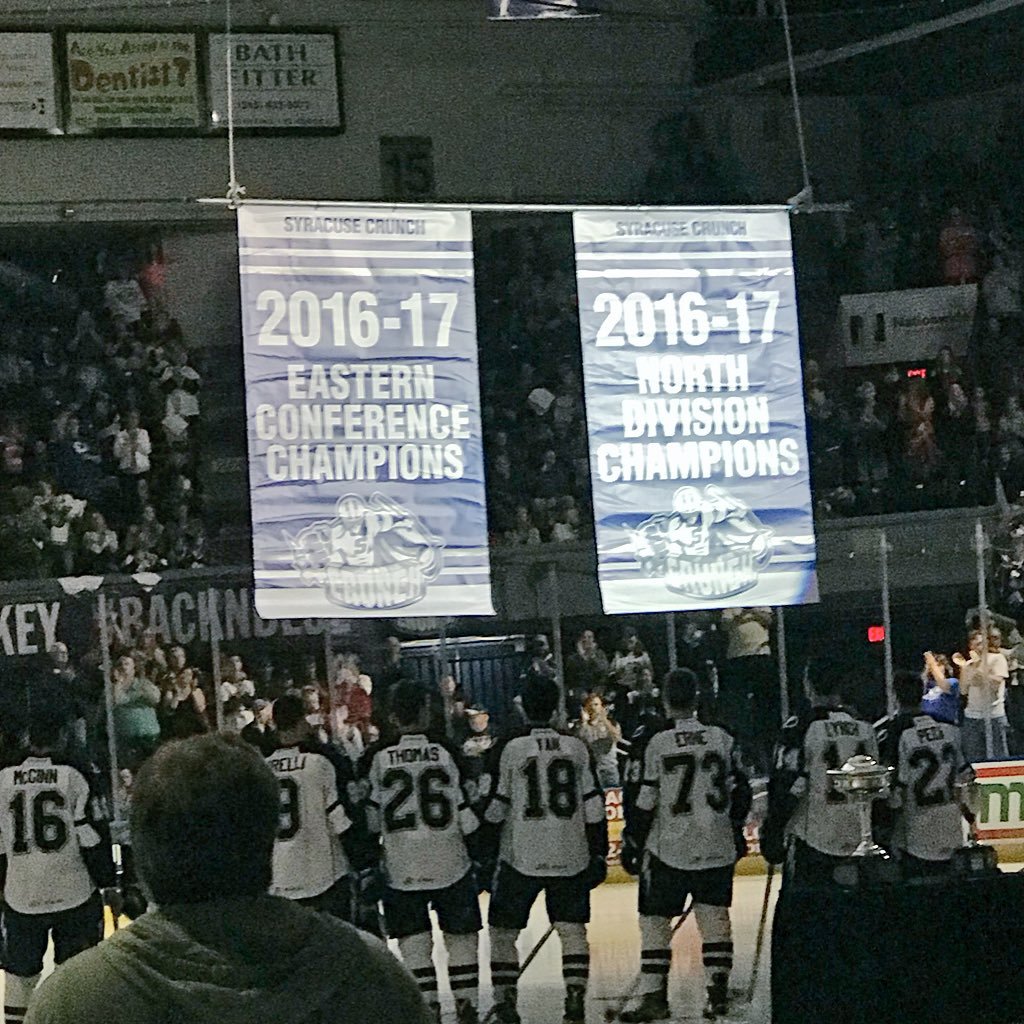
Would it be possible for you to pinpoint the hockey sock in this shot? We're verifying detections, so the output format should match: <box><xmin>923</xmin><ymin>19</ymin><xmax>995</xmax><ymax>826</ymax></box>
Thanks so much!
<box><xmin>398</xmin><ymin>932</ymin><xmax>438</xmax><ymax>1008</ymax></box>
<box><xmin>555</xmin><ymin>920</ymin><xmax>589</xmax><ymax>994</ymax></box>
<box><xmin>4</xmin><ymin>972</ymin><xmax>41</xmax><ymax>1024</ymax></box>
<box><xmin>444</xmin><ymin>931</ymin><xmax>479</xmax><ymax>1008</ymax></box>
<box><xmin>694</xmin><ymin>903</ymin><xmax>733</xmax><ymax>989</ymax></box>
<box><xmin>637</xmin><ymin>914</ymin><xmax>672</xmax><ymax>996</ymax></box>
<box><xmin>489</xmin><ymin>926</ymin><xmax>520</xmax><ymax>1006</ymax></box>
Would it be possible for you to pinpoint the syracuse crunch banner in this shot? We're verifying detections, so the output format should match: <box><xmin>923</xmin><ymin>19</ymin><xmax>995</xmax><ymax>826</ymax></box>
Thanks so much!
<box><xmin>574</xmin><ymin>207</ymin><xmax>818</xmax><ymax>614</ymax></box>
<box><xmin>238</xmin><ymin>203</ymin><xmax>493</xmax><ymax>619</ymax></box>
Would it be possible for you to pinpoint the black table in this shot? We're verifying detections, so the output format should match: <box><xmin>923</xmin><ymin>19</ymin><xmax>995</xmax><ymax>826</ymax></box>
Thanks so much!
<box><xmin>772</xmin><ymin>871</ymin><xmax>1024</xmax><ymax>1024</ymax></box>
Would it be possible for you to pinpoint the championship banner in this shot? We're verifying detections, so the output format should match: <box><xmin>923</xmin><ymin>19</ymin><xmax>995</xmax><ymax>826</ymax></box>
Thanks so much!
<box><xmin>574</xmin><ymin>207</ymin><xmax>818</xmax><ymax>614</ymax></box>
<box><xmin>238</xmin><ymin>203</ymin><xmax>494</xmax><ymax>619</ymax></box>
<box><xmin>487</xmin><ymin>0</ymin><xmax>598</xmax><ymax>18</ymax></box>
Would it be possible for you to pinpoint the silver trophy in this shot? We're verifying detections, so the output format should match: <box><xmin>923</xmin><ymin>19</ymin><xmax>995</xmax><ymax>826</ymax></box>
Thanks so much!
<box><xmin>953</xmin><ymin>774</ymin><xmax>999</xmax><ymax>874</ymax></box>
<box><xmin>827</xmin><ymin>754</ymin><xmax>893</xmax><ymax>858</ymax></box>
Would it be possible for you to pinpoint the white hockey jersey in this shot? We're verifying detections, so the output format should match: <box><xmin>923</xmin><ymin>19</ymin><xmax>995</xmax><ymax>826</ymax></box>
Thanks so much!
<box><xmin>637</xmin><ymin>717</ymin><xmax>741</xmax><ymax>871</ymax></box>
<box><xmin>786</xmin><ymin>711</ymin><xmax>879</xmax><ymax>857</ymax></box>
<box><xmin>0</xmin><ymin>756</ymin><xmax>101</xmax><ymax>914</ymax></box>
<box><xmin>893</xmin><ymin>715</ymin><xmax>969</xmax><ymax>862</ymax></box>
<box><xmin>485</xmin><ymin>728</ymin><xmax>604</xmax><ymax>878</ymax></box>
<box><xmin>366</xmin><ymin>734</ymin><xmax>476</xmax><ymax>892</ymax></box>
<box><xmin>267</xmin><ymin>746</ymin><xmax>351</xmax><ymax>900</ymax></box>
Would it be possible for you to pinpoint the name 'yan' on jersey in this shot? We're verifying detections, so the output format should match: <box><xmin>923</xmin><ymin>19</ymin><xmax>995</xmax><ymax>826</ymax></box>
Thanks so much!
<box><xmin>0</xmin><ymin>756</ymin><xmax>103</xmax><ymax>915</ymax></box>
<box><xmin>786</xmin><ymin>711</ymin><xmax>880</xmax><ymax>857</ymax></box>
<box><xmin>893</xmin><ymin>715</ymin><xmax>970</xmax><ymax>862</ymax></box>
<box><xmin>267</xmin><ymin>746</ymin><xmax>352</xmax><ymax>900</ymax></box>
<box><xmin>367</xmin><ymin>734</ymin><xmax>477</xmax><ymax>892</ymax></box>
<box><xmin>637</xmin><ymin>717</ymin><xmax>741</xmax><ymax>871</ymax></box>
<box><xmin>485</xmin><ymin>728</ymin><xmax>605</xmax><ymax>877</ymax></box>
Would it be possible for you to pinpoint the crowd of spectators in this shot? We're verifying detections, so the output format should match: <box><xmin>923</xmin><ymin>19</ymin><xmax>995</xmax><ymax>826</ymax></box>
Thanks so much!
<box><xmin>0</xmin><ymin>244</ymin><xmax>206</xmax><ymax>580</ymax></box>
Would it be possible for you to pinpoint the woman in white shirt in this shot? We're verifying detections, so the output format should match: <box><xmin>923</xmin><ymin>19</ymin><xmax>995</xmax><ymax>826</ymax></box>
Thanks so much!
<box><xmin>956</xmin><ymin>628</ymin><xmax>1010</xmax><ymax>762</ymax></box>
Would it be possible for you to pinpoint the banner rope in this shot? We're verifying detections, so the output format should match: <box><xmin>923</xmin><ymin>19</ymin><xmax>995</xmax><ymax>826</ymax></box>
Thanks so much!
<box><xmin>780</xmin><ymin>0</ymin><xmax>812</xmax><ymax>198</ymax></box>
<box><xmin>223</xmin><ymin>0</ymin><xmax>246</xmax><ymax>209</ymax></box>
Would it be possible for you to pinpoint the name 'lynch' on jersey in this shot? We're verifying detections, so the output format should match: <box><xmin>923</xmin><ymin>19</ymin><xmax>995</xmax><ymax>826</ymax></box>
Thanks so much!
<box><xmin>0</xmin><ymin>756</ymin><xmax>102</xmax><ymax>914</ymax></box>
<box><xmin>485</xmin><ymin>728</ymin><xmax>604</xmax><ymax>877</ymax></box>
<box><xmin>367</xmin><ymin>734</ymin><xmax>476</xmax><ymax>891</ymax></box>
<box><xmin>267</xmin><ymin>746</ymin><xmax>351</xmax><ymax>900</ymax></box>
<box><xmin>785</xmin><ymin>711</ymin><xmax>879</xmax><ymax>856</ymax></box>
<box><xmin>637</xmin><ymin>717</ymin><xmax>741</xmax><ymax>871</ymax></box>
<box><xmin>893</xmin><ymin>715</ymin><xmax>970</xmax><ymax>861</ymax></box>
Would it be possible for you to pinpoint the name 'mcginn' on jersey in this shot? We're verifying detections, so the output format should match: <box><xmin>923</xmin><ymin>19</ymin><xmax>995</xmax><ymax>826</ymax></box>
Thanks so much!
<box><xmin>0</xmin><ymin>756</ymin><xmax>103</xmax><ymax>915</ymax></box>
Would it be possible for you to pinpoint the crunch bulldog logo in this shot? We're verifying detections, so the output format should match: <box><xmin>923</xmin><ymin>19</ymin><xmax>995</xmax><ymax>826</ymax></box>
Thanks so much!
<box><xmin>286</xmin><ymin>493</ymin><xmax>443</xmax><ymax>611</ymax></box>
<box><xmin>630</xmin><ymin>484</ymin><xmax>773</xmax><ymax>599</ymax></box>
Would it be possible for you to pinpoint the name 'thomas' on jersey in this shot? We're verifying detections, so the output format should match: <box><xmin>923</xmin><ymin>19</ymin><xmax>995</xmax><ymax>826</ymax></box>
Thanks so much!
<box><xmin>366</xmin><ymin>734</ymin><xmax>477</xmax><ymax>891</ymax></box>
<box><xmin>267</xmin><ymin>746</ymin><xmax>352</xmax><ymax>900</ymax></box>
<box><xmin>893</xmin><ymin>715</ymin><xmax>970</xmax><ymax>861</ymax></box>
<box><xmin>0</xmin><ymin>756</ymin><xmax>103</xmax><ymax>914</ymax></box>
<box><xmin>784</xmin><ymin>710</ymin><xmax>879</xmax><ymax>857</ymax></box>
<box><xmin>485</xmin><ymin>728</ymin><xmax>605</xmax><ymax>877</ymax></box>
<box><xmin>638</xmin><ymin>717</ymin><xmax>746</xmax><ymax>871</ymax></box>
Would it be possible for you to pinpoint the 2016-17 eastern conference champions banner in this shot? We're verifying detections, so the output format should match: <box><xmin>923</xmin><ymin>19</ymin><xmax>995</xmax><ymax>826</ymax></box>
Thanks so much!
<box><xmin>237</xmin><ymin>203</ymin><xmax>494</xmax><ymax>619</ymax></box>
<box><xmin>574</xmin><ymin>207</ymin><xmax>818</xmax><ymax>614</ymax></box>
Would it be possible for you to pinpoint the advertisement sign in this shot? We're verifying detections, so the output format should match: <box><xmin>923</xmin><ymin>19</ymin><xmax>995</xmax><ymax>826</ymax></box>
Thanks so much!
<box><xmin>975</xmin><ymin>761</ymin><xmax>1024</xmax><ymax>842</ymax></box>
<box><xmin>0</xmin><ymin>33</ymin><xmax>58</xmax><ymax>131</ymax></box>
<box><xmin>238</xmin><ymin>203</ymin><xmax>494</xmax><ymax>619</ymax></box>
<box><xmin>839</xmin><ymin>284</ymin><xmax>977</xmax><ymax>367</ymax></box>
<box><xmin>207</xmin><ymin>32</ymin><xmax>341</xmax><ymax>130</ymax></box>
<box><xmin>574</xmin><ymin>207</ymin><xmax>818</xmax><ymax>614</ymax></box>
<box><xmin>64</xmin><ymin>32</ymin><xmax>201</xmax><ymax>132</ymax></box>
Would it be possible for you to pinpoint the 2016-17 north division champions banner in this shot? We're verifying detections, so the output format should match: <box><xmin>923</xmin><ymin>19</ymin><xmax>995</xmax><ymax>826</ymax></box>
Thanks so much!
<box><xmin>238</xmin><ymin>204</ymin><xmax>494</xmax><ymax>619</ymax></box>
<box><xmin>574</xmin><ymin>207</ymin><xmax>818</xmax><ymax>614</ymax></box>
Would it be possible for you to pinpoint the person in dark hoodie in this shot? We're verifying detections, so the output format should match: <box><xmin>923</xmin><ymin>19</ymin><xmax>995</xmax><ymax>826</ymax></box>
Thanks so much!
<box><xmin>25</xmin><ymin>733</ymin><xmax>432</xmax><ymax>1024</ymax></box>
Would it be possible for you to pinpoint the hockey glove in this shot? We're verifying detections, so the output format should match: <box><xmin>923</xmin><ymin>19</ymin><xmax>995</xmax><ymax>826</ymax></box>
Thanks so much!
<box><xmin>356</xmin><ymin>866</ymin><xmax>385</xmax><ymax>905</ymax></box>
<box><xmin>584</xmin><ymin>854</ymin><xmax>608</xmax><ymax>890</ymax></box>
<box><xmin>620</xmin><ymin>836</ymin><xmax>642</xmax><ymax>877</ymax></box>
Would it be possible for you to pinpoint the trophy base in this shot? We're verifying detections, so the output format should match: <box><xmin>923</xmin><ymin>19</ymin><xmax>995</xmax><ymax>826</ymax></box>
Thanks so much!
<box><xmin>833</xmin><ymin>850</ymin><xmax>900</xmax><ymax>888</ymax></box>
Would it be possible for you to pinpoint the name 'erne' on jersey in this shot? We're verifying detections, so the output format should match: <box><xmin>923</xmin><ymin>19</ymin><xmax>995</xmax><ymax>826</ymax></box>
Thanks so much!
<box><xmin>267</xmin><ymin>745</ymin><xmax>352</xmax><ymax>900</ymax></box>
<box><xmin>485</xmin><ymin>728</ymin><xmax>605</xmax><ymax>878</ymax></box>
<box><xmin>636</xmin><ymin>716</ymin><xmax>743</xmax><ymax>871</ymax></box>
<box><xmin>893</xmin><ymin>714</ymin><xmax>970</xmax><ymax>862</ymax></box>
<box><xmin>366</xmin><ymin>733</ymin><xmax>477</xmax><ymax>892</ymax></box>
<box><xmin>0</xmin><ymin>756</ymin><xmax>103</xmax><ymax>915</ymax></box>
<box><xmin>784</xmin><ymin>708</ymin><xmax>880</xmax><ymax>857</ymax></box>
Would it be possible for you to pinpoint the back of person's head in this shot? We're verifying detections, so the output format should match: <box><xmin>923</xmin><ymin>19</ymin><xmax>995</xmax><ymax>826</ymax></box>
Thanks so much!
<box><xmin>27</xmin><ymin>707</ymin><xmax>66</xmax><ymax>753</ymax></box>
<box><xmin>894</xmin><ymin>670</ymin><xmax>924</xmax><ymax>709</ymax></box>
<box><xmin>805</xmin><ymin>659</ymin><xmax>842</xmax><ymax>704</ymax></box>
<box><xmin>662</xmin><ymin>668</ymin><xmax>698</xmax><ymax>714</ymax></box>
<box><xmin>272</xmin><ymin>693</ymin><xmax>306</xmax><ymax>734</ymax></box>
<box><xmin>391</xmin><ymin>681</ymin><xmax>427</xmax><ymax>729</ymax></box>
<box><xmin>521</xmin><ymin>678</ymin><xmax>559</xmax><ymax>724</ymax></box>
<box><xmin>131</xmin><ymin>733</ymin><xmax>278</xmax><ymax>906</ymax></box>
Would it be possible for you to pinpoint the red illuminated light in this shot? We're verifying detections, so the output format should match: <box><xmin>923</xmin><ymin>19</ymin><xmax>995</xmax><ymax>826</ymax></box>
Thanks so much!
<box><xmin>867</xmin><ymin>625</ymin><xmax>886</xmax><ymax>643</ymax></box>
<box><xmin>906</xmin><ymin>368</ymin><xmax>927</xmax><ymax>379</ymax></box>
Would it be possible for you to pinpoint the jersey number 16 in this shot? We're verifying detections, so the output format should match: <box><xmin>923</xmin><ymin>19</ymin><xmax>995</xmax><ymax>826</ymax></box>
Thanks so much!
<box><xmin>9</xmin><ymin>790</ymin><xmax>69</xmax><ymax>854</ymax></box>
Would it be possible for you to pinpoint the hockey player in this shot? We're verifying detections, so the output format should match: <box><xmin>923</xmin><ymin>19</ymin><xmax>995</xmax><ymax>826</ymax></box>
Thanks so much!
<box><xmin>618</xmin><ymin>669</ymin><xmax>751</xmax><ymax>1022</ymax></box>
<box><xmin>484</xmin><ymin>678</ymin><xmax>608</xmax><ymax>1024</ymax></box>
<box><xmin>266</xmin><ymin>694</ymin><xmax>368</xmax><ymax>921</ymax></box>
<box><xmin>0</xmin><ymin>709</ymin><xmax>114</xmax><ymax>1024</ymax></box>
<box><xmin>761</xmin><ymin>665</ymin><xmax>879</xmax><ymax>886</ymax></box>
<box><xmin>885</xmin><ymin>671</ymin><xmax>973</xmax><ymax>878</ymax></box>
<box><xmin>363</xmin><ymin>682</ymin><xmax>483</xmax><ymax>1024</ymax></box>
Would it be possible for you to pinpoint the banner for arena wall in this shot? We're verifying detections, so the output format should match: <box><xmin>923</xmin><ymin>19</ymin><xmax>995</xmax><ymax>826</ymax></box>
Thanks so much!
<box><xmin>237</xmin><ymin>203</ymin><xmax>494</xmax><ymax>619</ymax></box>
<box><xmin>487</xmin><ymin>0</ymin><xmax>598</xmax><ymax>18</ymax></box>
<box><xmin>574</xmin><ymin>207</ymin><xmax>818</xmax><ymax>614</ymax></box>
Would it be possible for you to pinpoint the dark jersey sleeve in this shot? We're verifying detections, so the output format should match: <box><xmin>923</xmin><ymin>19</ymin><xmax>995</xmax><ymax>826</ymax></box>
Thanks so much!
<box><xmin>760</xmin><ymin>712</ymin><xmax>811</xmax><ymax>864</ymax></box>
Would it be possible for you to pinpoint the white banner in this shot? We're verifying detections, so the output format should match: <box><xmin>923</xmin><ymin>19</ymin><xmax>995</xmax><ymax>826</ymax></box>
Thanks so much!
<box><xmin>207</xmin><ymin>32</ymin><xmax>341</xmax><ymax>130</ymax></box>
<box><xmin>839</xmin><ymin>284</ymin><xmax>977</xmax><ymax>367</ymax></box>
<box><xmin>487</xmin><ymin>0</ymin><xmax>598</xmax><ymax>18</ymax></box>
<box><xmin>0</xmin><ymin>33</ymin><xmax>58</xmax><ymax>131</ymax></box>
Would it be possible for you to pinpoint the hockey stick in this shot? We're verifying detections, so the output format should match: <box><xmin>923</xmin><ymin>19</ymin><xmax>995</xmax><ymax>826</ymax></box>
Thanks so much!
<box><xmin>746</xmin><ymin>862</ymin><xmax>775</xmax><ymax>1003</ymax></box>
<box><xmin>517</xmin><ymin>923</ymin><xmax>555</xmax><ymax>979</ymax></box>
<box><xmin>601</xmin><ymin>900</ymin><xmax>693</xmax><ymax>1022</ymax></box>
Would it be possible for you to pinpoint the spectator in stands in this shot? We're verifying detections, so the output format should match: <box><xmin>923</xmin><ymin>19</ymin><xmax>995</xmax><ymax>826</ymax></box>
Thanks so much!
<box><xmin>158</xmin><ymin>667</ymin><xmax>209</xmax><ymax>739</ymax></box>
<box><xmin>80</xmin><ymin>510</ymin><xmax>119</xmax><ymax>572</ymax></box>
<box><xmin>849</xmin><ymin>381</ymin><xmax>890</xmax><ymax>496</ymax></box>
<box><xmin>609</xmin><ymin>629</ymin><xmax>654</xmax><ymax>699</ymax></box>
<box><xmin>939</xmin><ymin>207</ymin><xmax>982</xmax><ymax>285</ymax></box>
<box><xmin>720</xmin><ymin>607</ymin><xmax>776</xmax><ymax>774</ymax></box>
<box><xmin>506</xmin><ymin>505</ymin><xmax>542</xmax><ymax>546</ymax></box>
<box><xmin>983</xmin><ymin>251</ymin><xmax>1022</xmax><ymax>322</ymax></box>
<box><xmin>922</xmin><ymin>650</ymin><xmax>960</xmax><ymax>726</ymax></box>
<box><xmin>1000</xmin><ymin>394</ymin><xmax>1024</xmax><ymax>445</ymax></box>
<box><xmin>957</xmin><ymin>628</ymin><xmax>1010</xmax><ymax>761</ymax></box>
<box><xmin>898</xmin><ymin>378</ymin><xmax>940</xmax><ymax>479</ymax></box>
<box><xmin>113</xmin><ymin>409</ymin><xmax>152</xmax><ymax>500</ymax></box>
<box><xmin>574</xmin><ymin>692</ymin><xmax>622</xmax><ymax>789</ymax></box>
<box><xmin>241</xmin><ymin>698</ymin><xmax>278</xmax><ymax>756</ymax></box>
<box><xmin>112</xmin><ymin>654</ymin><xmax>161</xmax><ymax>768</ymax></box>
<box><xmin>565</xmin><ymin>629</ymin><xmax>610</xmax><ymax>718</ymax></box>
<box><xmin>329</xmin><ymin>652</ymin><xmax>373</xmax><ymax>742</ymax></box>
